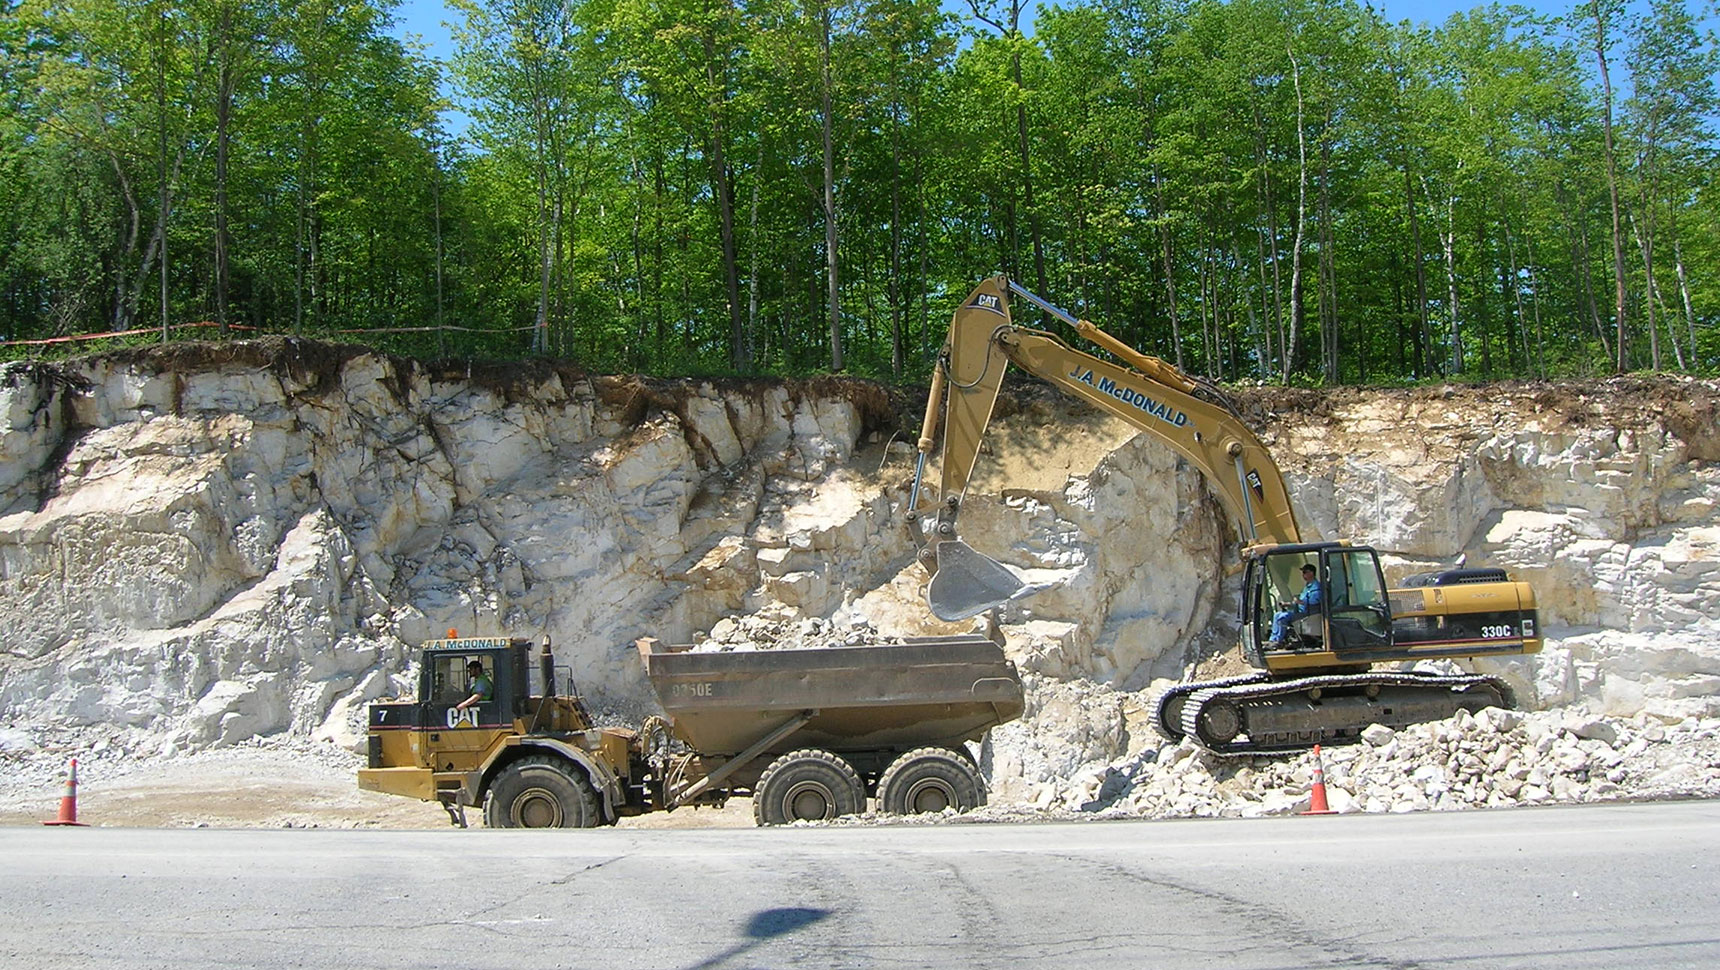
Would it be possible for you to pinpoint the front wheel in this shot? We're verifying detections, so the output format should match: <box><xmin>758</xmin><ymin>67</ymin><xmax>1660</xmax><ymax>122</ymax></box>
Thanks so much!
<box><xmin>484</xmin><ymin>755</ymin><xmax>601</xmax><ymax>828</ymax></box>
<box><xmin>752</xmin><ymin>749</ymin><xmax>865</xmax><ymax>826</ymax></box>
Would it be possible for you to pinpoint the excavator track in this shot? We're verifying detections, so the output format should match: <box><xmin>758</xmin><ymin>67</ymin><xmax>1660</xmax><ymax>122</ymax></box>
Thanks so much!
<box><xmin>1153</xmin><ymin>673</ymin><xmax>1274</xmax><ymax>740</ymax></box>
<box><xmin>1178</xmin><ymin>671</ymin><xmax>1516</xmax><ymax>756</ymax></box>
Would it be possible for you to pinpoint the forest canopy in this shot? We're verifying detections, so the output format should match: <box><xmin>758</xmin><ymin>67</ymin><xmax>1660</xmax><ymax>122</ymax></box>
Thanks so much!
<box><xmin>2</xmin><ymin>0</ymin><xmax>1717</xmax><ymax>383</ymax></box>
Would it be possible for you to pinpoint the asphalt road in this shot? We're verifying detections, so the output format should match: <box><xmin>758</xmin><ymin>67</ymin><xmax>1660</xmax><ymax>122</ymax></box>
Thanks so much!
<box><xmin>4</xmin><ymin>800</ymin><xmax>1717</xmax><ymax>970</ymax></box>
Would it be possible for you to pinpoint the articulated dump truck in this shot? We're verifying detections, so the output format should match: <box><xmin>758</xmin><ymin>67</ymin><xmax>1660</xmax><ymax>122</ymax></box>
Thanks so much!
<box><xmin>358</xmin><ymin>633</ymin><xmax>1025</xmax><ymax>827</ymax></box>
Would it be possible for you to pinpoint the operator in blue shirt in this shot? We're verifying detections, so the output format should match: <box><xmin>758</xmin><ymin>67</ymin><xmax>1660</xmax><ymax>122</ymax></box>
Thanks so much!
<box><xmin>1268</xmin><ymin>563</ymin><xmax>1324</xmax><ymax>647</ymax></box>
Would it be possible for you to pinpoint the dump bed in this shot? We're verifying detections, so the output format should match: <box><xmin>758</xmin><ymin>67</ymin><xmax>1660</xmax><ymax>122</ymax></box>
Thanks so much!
<box><xmin>637</xmin><ymin>634</ymin><xmax>1024</xmax><ymax>756</ymax></box>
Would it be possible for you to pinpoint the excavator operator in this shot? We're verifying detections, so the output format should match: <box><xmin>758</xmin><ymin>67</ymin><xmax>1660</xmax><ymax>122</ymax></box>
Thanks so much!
<box><xmin>1268</xmin><ymin>564</ymin><xmax>1324</xmax><ymax>647</ymax></box>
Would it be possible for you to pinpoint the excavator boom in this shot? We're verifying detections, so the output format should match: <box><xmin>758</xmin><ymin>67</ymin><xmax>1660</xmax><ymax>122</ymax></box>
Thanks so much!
<box><xmin>928</xmin><ymin>276</ymin><xmax>1299</xmax><ymax>543</ymax></box>
<box><xmin>911</xmin><ymin>276</ymin><xmax>1298</xmax><ymax>619</ymax></box>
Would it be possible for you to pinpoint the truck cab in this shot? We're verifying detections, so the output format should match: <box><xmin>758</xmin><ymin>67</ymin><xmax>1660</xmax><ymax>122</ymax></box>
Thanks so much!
<box><xmin>360</xmin><ymin>635</ymin><xmax>637</xmax><ymax>827</ymax></box>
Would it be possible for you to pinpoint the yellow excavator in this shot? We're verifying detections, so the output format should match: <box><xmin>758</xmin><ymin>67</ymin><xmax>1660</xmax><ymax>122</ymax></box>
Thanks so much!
<box><xmin>906</xmin><ymin>276</ymin><xmax>1541</xmax><ymax>754</ymax></box>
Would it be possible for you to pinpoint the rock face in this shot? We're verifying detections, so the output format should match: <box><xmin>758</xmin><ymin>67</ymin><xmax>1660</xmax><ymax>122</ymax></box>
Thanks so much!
<box><xmin>2</xmin><ymin>346</ymin><xmax>1717</xmax><ymax>816</ymax></box>
<box><xmin>0</xmin><ymin>345</ymin><xmax>895</xmax><ymax>754</ymax></box>
<box><xmin>1251</xmin><ymin>382</ymin><xmax>1720</xmax><ymax>724</ymax></box>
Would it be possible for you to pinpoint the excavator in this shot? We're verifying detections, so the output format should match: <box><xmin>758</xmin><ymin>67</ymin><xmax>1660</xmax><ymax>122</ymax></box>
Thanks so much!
<box><xmin>905</xmin><ymin>275</ymin><xmax>1541</xmax><ymax>754</ymax></box>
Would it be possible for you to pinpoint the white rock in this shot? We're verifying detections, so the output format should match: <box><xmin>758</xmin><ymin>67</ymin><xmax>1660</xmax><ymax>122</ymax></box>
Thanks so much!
<box><xmin>1567</xmin><ymin>717</ymin><xmax>1620</xmax><ymax>746</ymax></box>
<box><xmin>1361</xmin><ymin>723</ymin><xmax>1396</xmax><ymax>746</ymax></box>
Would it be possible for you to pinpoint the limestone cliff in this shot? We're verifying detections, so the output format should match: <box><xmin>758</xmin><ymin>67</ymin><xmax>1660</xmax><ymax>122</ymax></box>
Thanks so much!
<box><xmin>2</xmin><ymin>345</ymin><xmax>1716</xmax><ymax>802</ymax></box>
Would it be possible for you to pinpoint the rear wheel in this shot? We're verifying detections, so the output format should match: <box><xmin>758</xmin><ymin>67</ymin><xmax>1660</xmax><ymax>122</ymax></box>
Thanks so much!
<box><xmin>484</xmin><ymin>755</ymin><xmax>601</xmax><ymax>828</ymax></box>
<box><xmin>876</xmin><ymin>747</ymin><xmax>985</xmax><ymax>816</ymax></box>
<box><xmin>752</xmin><ymin>749</ymin><xmax>865</xmax><ymax>826</ymax></box>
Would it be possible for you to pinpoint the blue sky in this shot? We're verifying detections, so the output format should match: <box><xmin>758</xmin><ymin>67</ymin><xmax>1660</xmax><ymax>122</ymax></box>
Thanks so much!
<box><xmin>388</xmin><ymin>0</ymin><xmax>1579</xmax><ymax>68</ymax></box>
<box><xmin>388</xmin><ymin>0</ymin><xmax>1598</xmax><ymax>133</ymax></box>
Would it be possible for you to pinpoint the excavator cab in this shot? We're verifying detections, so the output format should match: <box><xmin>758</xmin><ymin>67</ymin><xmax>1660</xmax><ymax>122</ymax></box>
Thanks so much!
<box><xmin>1244</xmin><ymin>544</ymin><xmax>1392</xmax><ymax>670</ymax></box>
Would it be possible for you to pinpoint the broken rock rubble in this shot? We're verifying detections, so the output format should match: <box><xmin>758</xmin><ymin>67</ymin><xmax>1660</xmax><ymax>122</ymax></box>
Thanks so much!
<box><xmin>690</xmin><ymin>611</ymin><xmax>907</xmax><ymax>652</ymax></box>
<box><xmin>1060</xmin><ymin>707</ymin><xmax>1720</xmax><ymax>820</ymax></box>
<box><xmin>815</xmin><ymin>706</ymin><xmax>1720</xmax><ymax>827</ymax></box>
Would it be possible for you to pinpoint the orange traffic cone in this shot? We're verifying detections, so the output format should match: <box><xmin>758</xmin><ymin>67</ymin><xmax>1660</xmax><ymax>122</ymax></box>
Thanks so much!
<box><xmin>1300</xmin><ymin>744</ymin><xmax>1338</xmax><ymax>816</ymax></box>
<box><xmin>42</xmin><ymin>757</ymin><xmax>89</xmax><ymax>827</ymax></box>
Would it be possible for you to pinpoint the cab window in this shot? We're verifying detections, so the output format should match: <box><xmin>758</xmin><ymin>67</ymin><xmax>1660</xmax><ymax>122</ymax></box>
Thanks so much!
<box><xmin>431</xmin><ymin>655</ymin><xmax>489</xmax><ymax>703</ymax></box>
<box><xmin>1324</xmin><ymin>549</ymin><xmax>1391</xmax><ymax>646</ymax></box>
<box><xmin>1326</xmin><ymin>550</ymin><xmax>1386</xmax><ymax>611</ymax></box>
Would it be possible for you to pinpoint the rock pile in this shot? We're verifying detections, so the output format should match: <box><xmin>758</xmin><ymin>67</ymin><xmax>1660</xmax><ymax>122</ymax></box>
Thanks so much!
<box><xmin>1058</xmin><ymin>707</ymin><xmax>1720</xmax><ymax>819</ymax></box>
<box><xmin>825</xmin><ymin>706</ymin><xmax>1720</xmax><ymax>827</ymax></box>
<box><xmin>690</xmin><ymin>610</ymin><xmax>907</xmax><ymax>652</ymax></box>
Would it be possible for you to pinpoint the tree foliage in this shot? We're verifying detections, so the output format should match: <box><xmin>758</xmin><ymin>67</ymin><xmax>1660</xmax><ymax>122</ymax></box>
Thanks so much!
<box><xmin>3</xmin><ymin>0</ymin><xmax>1717</xmax><ymax>381</ymax></box>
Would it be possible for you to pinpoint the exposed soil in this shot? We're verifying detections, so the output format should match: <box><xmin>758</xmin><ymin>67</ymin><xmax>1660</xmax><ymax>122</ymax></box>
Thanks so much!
<box><xmin>0</xmin><ymin>745</ymin><xmax>755</xmax><ymax>830</ymax></box>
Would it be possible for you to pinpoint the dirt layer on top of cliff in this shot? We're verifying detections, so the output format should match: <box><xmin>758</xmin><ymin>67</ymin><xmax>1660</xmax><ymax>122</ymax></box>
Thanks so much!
<box><xmin>40</xmin><ymin>339</ymin><xmax>1717</xmax><ymax>458</ymax></box>
<box><xmin>47</xmin><ymin>337</ymin><xmax>896</xmax><ymax>434</ymax></box>
<box><xmin>595</xmin><ymin>373</ymin><xmax>893</xmax><ymax>434</ymax></box>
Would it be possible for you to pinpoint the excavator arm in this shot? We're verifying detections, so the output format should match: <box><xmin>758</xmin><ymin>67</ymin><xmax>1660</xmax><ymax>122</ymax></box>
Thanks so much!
<box><xmin>910</xmin><ymin>275</ymin><xmax>1301</xmax><ymax>620</ymax></box>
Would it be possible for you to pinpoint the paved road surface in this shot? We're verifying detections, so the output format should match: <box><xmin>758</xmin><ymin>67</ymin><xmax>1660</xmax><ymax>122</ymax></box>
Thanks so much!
<box><xmin>5</xmin><ymin>800</ymin><xmax>1716</xmax><ymax>969</ymax></box>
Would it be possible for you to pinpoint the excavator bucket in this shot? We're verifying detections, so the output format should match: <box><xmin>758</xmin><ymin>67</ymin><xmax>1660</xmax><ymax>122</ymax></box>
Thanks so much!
<box><xmin>927</xmin><ymin>540</ymin><xmax>1025</xmax><ymax>621</ymax></box>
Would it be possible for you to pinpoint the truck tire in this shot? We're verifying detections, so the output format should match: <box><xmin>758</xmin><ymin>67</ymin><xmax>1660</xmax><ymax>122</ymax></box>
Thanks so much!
<box><xmin>876</xmin><ymin>747</ymin><xmax>986</xmax><ymax>816</ymax></box>
<box><xmin>483</xmin><ymin>755</ymin><xmax>600</xmax><ymax>828</ymax></box>
<box><xmin>752</xmin><ymin>749</ymin><xmax>865</xmax><ymax>826</ymax></box>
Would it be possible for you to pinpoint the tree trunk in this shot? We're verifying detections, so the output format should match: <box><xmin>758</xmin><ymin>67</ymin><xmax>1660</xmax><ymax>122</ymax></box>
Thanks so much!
<box><xmin>1670</xmin><ymin>214</ymin><xmax>1697</xmax><ymax>368</ymax></box>
<box><xmin>702</xmin><ymin>29</ymin><xmax>748</xmax><ymax>372</ymax></box>
<box><xmin>432</xmin><ymin>138</ymin><xmax>446</xmax><ymax>357</ymax></box>
<box><xmin>1632</xmin><ymin>214</ymin><xmax>1686</xmax><ymax>371</ymax></box>
<box><xmin>1282</xmin><ymin>47</ymin><xmax>1307</xmax><ymax>385</ymax></box>
<box><xmin>1254</xmin><ymin>107</ymin><xmax>1285</xmax><ymax>377</ymax></box>
<box><xmin>1634</xmin><ymin>133</ymin><xmax>1664</xmax><ymax>370</ymax></box>
<box><xmin>156</xmin><ymin>6</ymin><xmax>171</xmax><ymax>343</ymax></box>
<box><xmin>1012</xmin><ymin>54</ymin><xmax>1045</xmax><ymax>295</ymax></box>
<box><xmin>1500</xmin><ymin>192</ymin><xmax>1531</xmax><ymax>374</ymax></box>
<box><xmin>213</xmin><ymin>3</ymin><xmax>236</xmax><ymax>338</ymax></box>
<box><xmin>1476</xmin><ymin>217</ymin><xmax>1492</xmax><ymax>376</ymax></box>
<box><xmin>652</xmin><ymin>155</ymin><xmax>666</xmax><ymax>359</ymax></box>
<box><xmin>1423</xmin><ymin>174</ymin><xmax>1462</xmax><ymax>373</ymax></box>
<box><xmin>1591</xmin><ymin>0</ymin><xmax>1629</xmax><ymax>372</ymax></box>
<box><xmin>1318</xmin><ymin>134</ymin><xmax>1337</xmax><ymax>385</ymax></box>
<box><xmin>1557</xmin><ymin>177</ymin><xmax>1611</xmax><ymax>361</ymax></box>
<box><xmin>1404</xmin><ymin>163</ymin><xmax>1431</xmax><ymax>378</ymax></box>
<box><xmin>888</xmin><ymin>102</ymin><xmax>904</xmax><ymax>378</ymax></box>
<box><xmin>1155</xmin><ymin>173</ymin><xmax>1184</xmax><ymax>370</ymax></box>
<box><xmin>533</xmin><ymin>121</ymin><xmax>551</xmax><ymax>355</ymax></box>
<box><xmin>969</xmin><ymin>0</ymin><xmax>1043</xmax><ymax>293</ymax></box>
<box><xmin>1525</xmin><ymin>235</ymin><xmax>1548</xmax><ymax>378</ymax></box>
<box><xmin>818</xmin><ymin>3</ymin><xmax>842</xmax><ymax>372</ymax></box>
<box><xmin>107</xmin><ymin>150</ymin><xmax>144</xmax><ymax>332</ymax></box>
<box><xmin>748</xmin><ymin>141</ymin><xmax>763</xmax><ymax>367</ymax></box>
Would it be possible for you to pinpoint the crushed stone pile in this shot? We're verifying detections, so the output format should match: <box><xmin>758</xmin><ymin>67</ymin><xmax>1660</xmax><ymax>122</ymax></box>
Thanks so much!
<box><xmin>690</xmin><ymin>610</ymin><xmax>907</xmax><ymax>652</ymax></box>
<box><xmin>1055</xmin><ymin>708</ymin><xmax>1718</xmax><ymax>822</ymax></box>
<box><xmin>812</xmin><ymin>708</ymin><xmax>1720</xmax><ymax>827</ymax></box>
